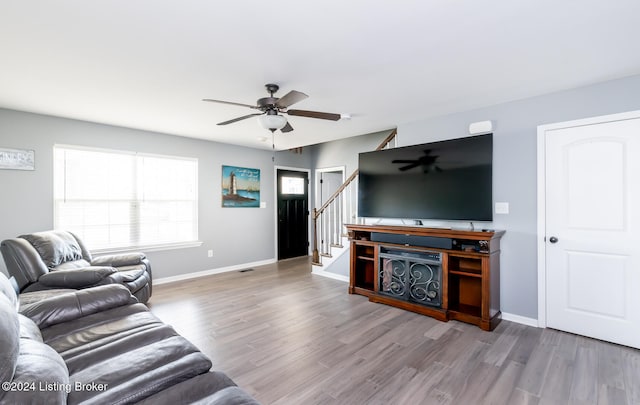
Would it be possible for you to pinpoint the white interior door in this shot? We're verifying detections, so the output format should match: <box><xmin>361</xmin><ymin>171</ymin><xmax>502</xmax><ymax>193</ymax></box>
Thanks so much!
<box><xmin>318</xmin><ymin>170</ymin><xmax>344</xmax><ymax>206</ymax></box>
<box><xmin>316</xmin><ymin>168</ymin><xmax>345</xmax><ymax>244</ymax></box>
<box><xmin>543</xmin><ymin>113</ymin><xmax>640</xmax><ymax>349</ymax></box>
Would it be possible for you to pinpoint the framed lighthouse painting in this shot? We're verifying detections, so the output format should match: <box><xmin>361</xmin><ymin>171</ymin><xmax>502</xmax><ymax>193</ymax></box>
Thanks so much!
<box><xmin>221</xmin><ymin>165</ymin><xmax>260</xmax><ymax>207</ymax></box>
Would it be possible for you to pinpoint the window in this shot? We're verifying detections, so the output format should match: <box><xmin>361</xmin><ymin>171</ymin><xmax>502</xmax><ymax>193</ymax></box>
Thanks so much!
<box><xmin>281</xmin><ymin>176</ymin><xmax>305</xmax><ymax>195</ymax></box>
<box><xmin>54</xmin><ymin>145</ymin><xmax>198</xmax><ymax>251</ymax></box>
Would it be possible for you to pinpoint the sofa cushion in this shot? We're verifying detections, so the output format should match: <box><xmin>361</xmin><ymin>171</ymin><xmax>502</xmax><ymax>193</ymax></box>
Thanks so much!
<box><xmin>91</xmin><ymin>252</ymin><xmax>146</xmax><ymax>267</ymax></box>
<box><xmin>67</xmin><ymin>336</ymin><xmax>213</xmax><ymax>404</ymax></box>
<box><xmin>18</xmin><ymin>288</ymin><xmax>77</xmax><ymax>306</ymax></box>
<box><xmin>1</xmin><ymin>238</ymin><xmax>51</xmax><ymax>287</ymax></box>
<box><xmin>18</xmin><ymin>314</ymin><xmax>43</xmax><ymax>342</ymax></box>
<box><xmin>130</xmin><ymin>282</ymin><xmax>151</xmax><ymax>304</ymax></box>
<box><xmin>115</xmin><ymin>268</ymin><xmax>145</xmax><ymax>282</ymax></box>
<box><xmin>0</xmin><ymin>294</ymin><xmax>19</xmax><ymax>385</ymax></box>
<box><xmin>20</xmin><ymin>284</ymin><xmax>137</xmax><ymax>329</ymax></box>
<box><xmin>63</xmin><ymin>324</ymin><xmax>179</xmax><ymax>374</ymax></box>
<box><xmin>0</xmin><ymin>273</ymin><xmax>18</xmax><ymax>309</ymax></box>
<box><xmin>42</xmin><ymin>303</ymin><xmax>162</xmax><ymax>356</ymax></box>
<box><xmin>2</xmin><ymin>338</ymin><xmax>70</xmax><ymax>405</ymax></box>
<box><xmin>21</xmin><ymin>230</ymin><xmax>83</xmax><ymax>269</ymax></box>
<box><xmin>54</xmin><ymin>259</ymin><xmax>92</xmax><ymax>270</ymax></box>
<box><xmin>38</xmin><ymin>266</ymin><xmax>117</xmax><ymax>288</ymax></box>
<box><xmin>203</xmin><ymin>386</ymin><xmax>262</xmax><ymax>405</ymax></box>
<box><xmin>136</xmin><ymin>371</ymin><xmax>260</xmax><ymax>405</ymax></box>
<box><xmin>114</xmin><ymin>269</ymin><xmax>150</xmax><ymax>294</ymax></box>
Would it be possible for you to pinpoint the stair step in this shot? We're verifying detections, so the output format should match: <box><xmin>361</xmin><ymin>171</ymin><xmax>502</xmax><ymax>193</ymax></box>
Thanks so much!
<box><xmin>330</xmin><ymin>244</ymin><xmax>344</xmax><ymax>248</ymax></box>
<box><xmin>311</xmin><ymin>261</ymin><xmax>323</xmax><ymax>266</ymax></box>
<box><xmin>320</xmin><ymin>253</ymin><xmax>332</xmax><ymax>258</ymax></box>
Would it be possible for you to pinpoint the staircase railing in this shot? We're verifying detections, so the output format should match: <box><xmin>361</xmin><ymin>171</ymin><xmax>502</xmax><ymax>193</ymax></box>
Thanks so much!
<box><xmin>312</xmin><ymin>129</ymin><xmax>398</xmax><ymax>265</ymax></box>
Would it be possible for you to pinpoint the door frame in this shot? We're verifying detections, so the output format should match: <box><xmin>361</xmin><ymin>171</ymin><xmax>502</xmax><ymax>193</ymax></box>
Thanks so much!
<box><xmin>536</xmin><ymin>109</ymin><xmax>640</xmax><ymax>328</ymax></box>
<box><xmin>314</xmin><ymin>166</ymin><xmax>346</xmax><ymax>208</ymax></box>
<box><xmin>274</xmin><ymin>165</ymin><xmax>311</xmax><ymax>260</ymax></box>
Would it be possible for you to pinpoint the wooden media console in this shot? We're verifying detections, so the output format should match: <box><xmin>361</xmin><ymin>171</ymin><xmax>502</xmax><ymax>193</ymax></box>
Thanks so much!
<box><xmin>346</xmin><ymin>224</ymin><xmax>505</xmax><ymax>331</ymax></box>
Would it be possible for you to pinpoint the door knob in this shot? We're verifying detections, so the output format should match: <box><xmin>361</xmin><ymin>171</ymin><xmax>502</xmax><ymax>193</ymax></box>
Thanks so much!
<box><xmin>549</xmin><ymin>236</ymin><xmax>558</xmax><ymax>243</ymax></box>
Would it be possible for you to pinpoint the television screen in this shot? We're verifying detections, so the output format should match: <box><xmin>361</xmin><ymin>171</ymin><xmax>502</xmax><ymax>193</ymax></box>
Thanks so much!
<box><xmin>358</xmin><ymin>134</ymin><xmax>493</xmax><ymax>221</ymax></box>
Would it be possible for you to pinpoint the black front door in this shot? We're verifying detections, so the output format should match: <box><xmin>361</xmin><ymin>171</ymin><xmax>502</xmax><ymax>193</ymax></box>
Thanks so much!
<box><xmin>277</xmin><ymin>169</ymin><xmax>309</xmax><ymax>260</ymax></box>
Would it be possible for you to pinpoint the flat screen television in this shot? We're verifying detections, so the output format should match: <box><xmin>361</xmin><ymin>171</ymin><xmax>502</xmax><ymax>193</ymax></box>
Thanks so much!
<box><xmin>358</xmin><ymin>133</ymin><xmax>493</xmax><ymax>221</ymax></box>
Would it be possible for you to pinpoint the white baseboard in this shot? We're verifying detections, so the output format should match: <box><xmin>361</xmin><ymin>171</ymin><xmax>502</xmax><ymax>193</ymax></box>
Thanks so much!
<box><xmin>154</xmin><ymin>258</ymin><xmax>277</xmax><ymax>285</ymax></box>
<box><xmin>501</xmin><ymin>312</ymin><xmax>539</xmax><ymax>328</ymax></box>
<box><xmin>311</xmin><ymin>268</ymin><xmax>349</xmax><ymax>283</ymax></box>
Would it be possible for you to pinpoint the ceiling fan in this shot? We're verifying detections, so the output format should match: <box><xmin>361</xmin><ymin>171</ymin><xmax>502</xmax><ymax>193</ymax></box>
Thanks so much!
<box><xmin>203</xmin><ymin>83</ymin><xmax>341</xmax><ymax>133</ymax></box>
<box><xmin>392</xmin><ymin>150</ymin><xmax>443</xmax><ymax>173</ymax></box>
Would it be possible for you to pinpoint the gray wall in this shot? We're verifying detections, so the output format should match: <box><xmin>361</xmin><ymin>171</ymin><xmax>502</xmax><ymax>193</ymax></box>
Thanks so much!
<box><xmin>311</xmin><ymin>74</ymin><xmax>640</xmax><ymax>319</ymax></box>
<box><xmin>0</xmin><ymin>108</ymin><xmax>311</xmax><ymax>279</ymax></box>
<box><xmin>309</xmin><ymin>129</ymin><xmax>394</xmax><ymax>210</ymax></box>
<box><xmin>311</xmin><ymin>129</ymin><xmax>395</xmax><ymax>176</ymax></box>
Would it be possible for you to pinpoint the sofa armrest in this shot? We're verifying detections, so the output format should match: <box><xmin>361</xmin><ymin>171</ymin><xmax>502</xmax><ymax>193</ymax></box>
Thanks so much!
<box><xmin>91</xmin><ymin>252</ymin><xmax>146</xmax><ymax>268</ymax></box>
<box><xmin>20</xmin><ymin>284</ymin><xmax>138</xmax><ymax>329</ymax></box>
<box><xmin>0</xmin><ymin>238</ymin><xmax>50</xmax><ymax>290</ymax></box>
<box><xmin>0</xmin><ymin>339</ymin><xmax>69</xmax><ymax>405</ymax></box>
<box><xmin>38</xmin><ymin>267</ymin><xmax>117</xmax><ymax>288</ymax></box>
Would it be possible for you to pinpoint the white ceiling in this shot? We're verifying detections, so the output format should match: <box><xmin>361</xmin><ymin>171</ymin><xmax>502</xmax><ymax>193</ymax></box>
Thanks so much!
<box><xmin>1</xmin><ymin>1</ymin><xmax>640</xmax><ymax>151</ymax></box>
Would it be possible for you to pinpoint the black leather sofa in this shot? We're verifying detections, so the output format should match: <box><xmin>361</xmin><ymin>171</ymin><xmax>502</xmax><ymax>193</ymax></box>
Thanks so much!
<box><xmin>0</xmin><ymin>272</ymin><xmax>259</xmax><ymax>404</ymax></box>
<box><xmin>1</xmin><ymin>230</ymin><xmax>152</xmax><ymax>303</ymax></box>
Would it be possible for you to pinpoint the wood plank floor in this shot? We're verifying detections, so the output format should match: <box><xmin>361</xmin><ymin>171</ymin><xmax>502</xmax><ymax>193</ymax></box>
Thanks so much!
<box><xmin>148</xmin><ymin>257</ymin><xmax>640</xmax><ymax>405</ymax></box>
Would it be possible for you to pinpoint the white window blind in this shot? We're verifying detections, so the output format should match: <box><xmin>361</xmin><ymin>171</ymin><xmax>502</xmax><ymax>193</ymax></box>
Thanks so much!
<box><xmin>54</xmin><ymin>145</ymin><xmax>198</xmax><ymax>251</ymax></box>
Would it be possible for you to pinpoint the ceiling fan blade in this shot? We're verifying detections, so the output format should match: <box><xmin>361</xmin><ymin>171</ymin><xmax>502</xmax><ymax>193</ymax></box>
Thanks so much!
<box><xmin>287</xmin><ymin>109</ymin><xmax>341</xmax><ymax>121</ymax></box>
<box><xmin>398</xmin><ymin>163</ymin><xmax>420</xmax><ymax>171</ymax></box>
<box><xmin>203</xmin><ymin>99</ymin><xmax>258</xmax><ymax>109</ymax></box>
<box><xmin>275</xmin><ymin>90</ymin><xmax>308</xmax><ymax>108</ymax></box>
<box><xmin>217</xmin><ymin>113</ymin><xmax>263</xmax><ymax>126</ymax></box>
<box><xmin>280</xmin><ymin>122</ymin><xmax>294</xmax><ymax>133</ymax></box>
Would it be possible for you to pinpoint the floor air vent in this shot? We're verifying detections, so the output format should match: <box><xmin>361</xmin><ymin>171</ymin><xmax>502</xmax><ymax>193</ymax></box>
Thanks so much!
<box><xmin>239</xmin><ymin>268</ymin><xmax>254</xmax><ymax>273</ymax></box>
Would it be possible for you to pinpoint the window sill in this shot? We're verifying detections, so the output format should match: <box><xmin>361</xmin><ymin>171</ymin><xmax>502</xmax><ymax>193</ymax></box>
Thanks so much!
<box><xmin>92</xmin><ymin>241</ymin><xmax>203</xmax><ymax>255</ymax></box>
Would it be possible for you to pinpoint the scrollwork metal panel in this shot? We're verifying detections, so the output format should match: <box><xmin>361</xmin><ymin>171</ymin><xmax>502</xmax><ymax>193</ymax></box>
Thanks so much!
<box><xmin>379</xmin><ymin>248</ymin><xmax>442</xmax><ymax>307</ymax></box>
<box><xmin>380</xmin><ymin>258</ymin><xmax>407</xmax><ymax>298</ymax></box>
<box><xmin>408</xmin><ymin>263</ymin><xmax>441</xmax><ymax>306</ymax></box>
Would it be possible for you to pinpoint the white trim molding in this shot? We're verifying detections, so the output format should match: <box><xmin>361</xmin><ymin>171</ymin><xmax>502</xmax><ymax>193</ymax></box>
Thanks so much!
<box><xmin>93</xmin><ymin>241</ymin><xmax>203</xmax><ymax>256</ymax></box>
<box><xmin>311</xmin><ymin>267</ymin><xmax>349</xmax><ymax>283</ymax></box>
<box><xmin>501</xmin><ymin>312</ymin><xmax>539</xmax><ymax>328</ymax></box>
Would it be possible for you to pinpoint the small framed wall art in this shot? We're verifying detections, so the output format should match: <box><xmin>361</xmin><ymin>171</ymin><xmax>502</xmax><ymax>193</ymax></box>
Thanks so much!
<box><xmin>221</xmin><ymin>165</ymin><xmax>260</xmax><ymax>207</ymax></box>
<box><xmin>0</xmin><ymin>148</ymin><xmax>35</xmax><ymax>170</ymax></box>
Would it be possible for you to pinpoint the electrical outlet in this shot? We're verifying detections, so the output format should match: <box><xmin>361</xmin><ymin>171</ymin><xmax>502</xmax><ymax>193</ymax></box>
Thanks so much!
<box><xmin>207</xmin><ymin>250</ymin><xmax>213</xmax><ymax>258</ymax></box>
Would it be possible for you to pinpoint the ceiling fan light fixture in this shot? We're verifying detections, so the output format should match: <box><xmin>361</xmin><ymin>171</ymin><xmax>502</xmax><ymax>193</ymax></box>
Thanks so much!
<box><xmin>258</xmin><ymin>114</ymin><xmax>287</xmax><ymax>132</ymax></box>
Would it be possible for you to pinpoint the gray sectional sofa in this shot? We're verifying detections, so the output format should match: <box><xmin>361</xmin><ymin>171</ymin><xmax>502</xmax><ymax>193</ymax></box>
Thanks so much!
<box><xmin>1</xmin><ymin>230</ymin><xmax>153</xmax><ymax>303</ymax></box>
<box><xmin>0</xmin><ymin>272</ymin><xmax>259</xmax><ymax>404</ymax></box>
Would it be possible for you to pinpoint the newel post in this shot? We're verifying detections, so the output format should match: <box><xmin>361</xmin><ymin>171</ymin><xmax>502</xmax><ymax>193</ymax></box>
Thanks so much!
<box><xmin>312</xmin><ymin>208</ymin><xmax>320</xmax><ymax>263</ymax></box>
